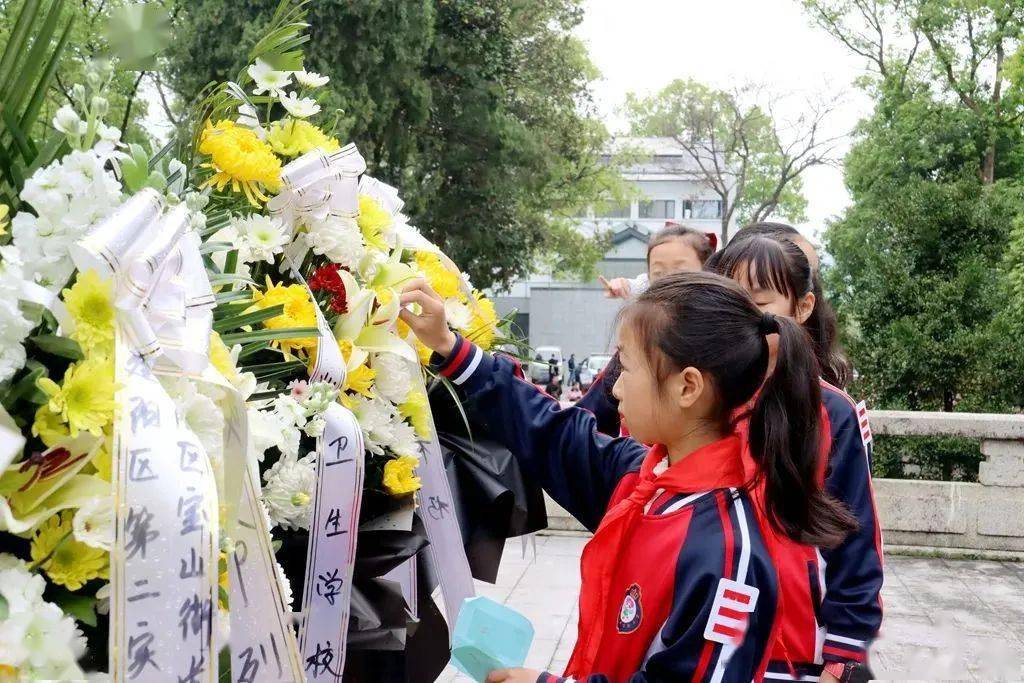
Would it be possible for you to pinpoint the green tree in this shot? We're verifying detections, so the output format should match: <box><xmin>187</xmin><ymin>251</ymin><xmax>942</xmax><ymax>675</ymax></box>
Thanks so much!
<box><xmin>164</xmin><ymin>0</ymin><xmax>626</xmax><ymax>290</ymax></box>
<box><xmin>624</xmin><ymin>79</ymin><xmax>840</xmax><ymax>242</ymax></box>
<box><xmin>807</xmin><ymin>0</ymin><xmax>1024</xmax><ymax>480</ymax></box>
<box><xmin>803</xmin><ymin>0</ymin><xmax>1024</xmax><ymax>184</ymax></box>
<box><xmin>0</xmin><ymin>0</ymin><xmax>157</xmax><ymax>147</ymax></box>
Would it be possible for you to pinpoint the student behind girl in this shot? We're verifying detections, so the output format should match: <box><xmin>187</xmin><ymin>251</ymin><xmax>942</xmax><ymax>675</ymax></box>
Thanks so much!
<box><xmin>728</xmin><ymin>222</ymin><xmax>850</xmax><ymax>389</ymax></box>
<box><xmin>399</xmin><ymin>273</ymin><xmax>856</xmax><ymax>683</ymax></box>
<box><xmin>599</xmin><ymin>222</ymin><xmax>717</xmax><ymax>300</ymax></box>
<box><xmin>706</xmin><ymin>233</ymin><xmax>883</xmax><ymax>682</ymax></box>
<box><xmin>581</xmin><ymin>224</ymin><xmax>716</xmax><ymax>435</ymax></box>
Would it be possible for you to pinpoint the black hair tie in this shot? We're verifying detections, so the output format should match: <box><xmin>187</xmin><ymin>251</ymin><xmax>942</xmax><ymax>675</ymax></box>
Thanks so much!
<box><xmin>759</xmin><ymin>312</ymin><xmax>780</xmax><ymax>336</ymax></box>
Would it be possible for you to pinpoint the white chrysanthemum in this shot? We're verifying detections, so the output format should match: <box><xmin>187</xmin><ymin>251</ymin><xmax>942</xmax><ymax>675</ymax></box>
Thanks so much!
<box><xmin>444</xmin><ymin>299</ymin><xmax>474</xmax><ymax>333</ymax></box>
<box><xmin>294</xmin><ymin>70</ymin><xmax>329</xmax><ymax>88</ymax></box>
<box><xmin>390</xmin><ymin>419</ymin><xmax>420</xmax><ymax>458</ymax></box>
<box><xmin>53</xmin><ymin>104</ymin><xmax>86</xmax><ymax>136</ymax></box>
<box><xmin>262</xmin><ymin>451</ymin><xmax>317</xmax><ymax>530</ymax></box>
<box><xmin>279</xmin><ymin>91</ymin><xmax>320</xmax><ymax>118</ymax></box>
<box><xmin>248</xmin><ymin>58</ymin><xmax>292</xmax><ymax>97</ymax></box>
<box><xmin>230</xmin><ymin>213</ymin><xmax>290</xmax><ymax>264</ymax></box>
<box><xmin>0</xmin><ymin>557</ymin><xmax>86</xmax><ymax>676</ymax></box>
<box><xmin>275</xmin><ymin>560</ymin><xmax>294</xmax><ymax>612</ymax></box>
<box><xmin>351</xmin><ymin>395</ymin><xmax>397</xmax><ymax>454</ymax></box>
<box><xmin>0</xmin><ymin>554</ymin><xmax>45</xmax><ymax>615</ymax></box>
<box><xmin>371</xmin><ymin>352</ymin><xmax>415</xmax><ymax>404</ymax></box>
<box><xmin>304</xmin><ymin>215</ymin><xmax>366</xmax><ymax>268</ymax></box>
<box><xmin>72</xmin><ymin>496</ymin><xmax>114</xmax><ymax>551</ymax></box>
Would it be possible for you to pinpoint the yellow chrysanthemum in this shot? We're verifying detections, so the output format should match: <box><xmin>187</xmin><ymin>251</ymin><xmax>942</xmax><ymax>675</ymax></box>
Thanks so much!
<box><xmin>463</xmin><ymin>291</ymin><xmax>499</xmax><ymax>350</ymax></box>
<box><xmin>414</xmin><ymin>251</ymin><xmax>462</xmax><ymax>301</ymax></box>
<box><xmin>415</xmin><ymin>339</ymin><xmax>433</xmax><ymax>366</ymax></box>
<box><xmin>209</xmin><ymin>331</ymin><xmax>237</xmax><ymax>380</ymax></box>
<box><xmin>266</xmin><ymin>119</ymin><xmax>340</xmax><ymax>157</ymax></box>
<box><xmin>62</xmin><ymin>270</ymin><xmax>115</xmax><ymax>354</ymax></box>
<box><xmin>30</xmin><ymin>512</ymin><xmax>109</xmax><ymax>590</ymax></box>
<box><xmin>91</xmin><ymin>445</ymin><xmax>112</xmax><ymax>482</ymax></box>
<box><xmin>337</xmin><ymin>339</ymin><xmax>354</xmax><ymax>363</ymax></box>
<box><xmin>37</xmin><ymin>357</ymin><xmax>115</xmax><ymax>437</ymax></box>
<box><xmin>382</xmin><ymin>455</ymin><xmax>421</xmax><ymax>496</ymax></box>
<box><xmin>199</xmin><ymin>120</ymin><xmax>282</xmax><ymax>206</ymax></box>
<box><xmin>357</xmin><ymin>194</ymin><xmax>391</xmax><ymax>251</ymax></box>
<box><xmin>0</xmin><ymin>204</ymin><xmax>8</xmax><ymax>235</ymax></box>
<box><xmin>250</xmin><ymin>278</ymin><xmax>318</xmax><ymax>355</ymax></box>
<box><xmin>400</xmin><ymin>390</ymin><xmax>432</xmax><ymax>439</ymax></box>
<box><xmin>32</xmin><ymin>405</ymin><xmax>70</xmax><ymax>448</ymax></box>
<box><xmin>344</xmin><ymin>363</ymin><xmax>376</xmax><ymax>398</ymax></box>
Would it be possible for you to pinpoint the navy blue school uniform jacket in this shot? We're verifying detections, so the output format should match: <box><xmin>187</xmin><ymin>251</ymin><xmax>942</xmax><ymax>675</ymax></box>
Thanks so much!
<box><xmin>433</xmin><ymin>336</ymin><xmax>779</xmax><ymax>682</ymax></box>
<box><xmin>577</xmin><ymin>363</ymin><xmax>884</xmax><ymax>668</ymax></box>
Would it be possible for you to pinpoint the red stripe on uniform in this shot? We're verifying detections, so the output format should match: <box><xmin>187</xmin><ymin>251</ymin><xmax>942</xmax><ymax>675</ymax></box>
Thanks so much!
<box><xmin>823</xmin><ymin>644</ymin><xmax>867</xmax><ymax>662</ymax></box>
<box><xmin>722</xmin><ymin>588</ymin><xmax>751</xmax><ymax>604</ymax></box>
<box><xmin>718</xmin><ymin>606</ymin><xmax>747</xmax><ymax>621</ymax></box>
<box><xmin>694</xmin><ymin>491</ymin><xmax>739</xmax><ymax>681</ymax></box>
<box><xmin>712</xmin><ymin>623</ymin><xmax>742</xmax><ymax>639</ymax></box>
<box><xmin>716</xmin><ymin>491</ymin><xmax>736</xmax><ymax>581</ymax></box>
<box><xmin>439</xmin><ymin>341</ymin><xmax>471</xmax><ymax>378</ymax></box>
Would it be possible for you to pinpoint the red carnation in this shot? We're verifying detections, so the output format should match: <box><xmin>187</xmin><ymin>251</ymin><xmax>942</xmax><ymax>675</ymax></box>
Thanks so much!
<box><xmin>308</xmin><ymin>264</ymin><xmax>344</xmax><ymax>293</ymax></box>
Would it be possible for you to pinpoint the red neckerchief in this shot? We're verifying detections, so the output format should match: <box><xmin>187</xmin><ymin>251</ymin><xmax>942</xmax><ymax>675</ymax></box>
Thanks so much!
<box><xmin>565</xmin><ymin>435</ymin><xmax>747</xmax><ymax>678</ymax></box>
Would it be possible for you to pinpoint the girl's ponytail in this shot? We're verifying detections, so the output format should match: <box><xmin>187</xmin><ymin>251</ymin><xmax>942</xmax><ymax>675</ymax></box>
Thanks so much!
<box><xmin>749</xmin><ymin>313</ymin><xmax>858</xmax><ymax>548</ymax></box>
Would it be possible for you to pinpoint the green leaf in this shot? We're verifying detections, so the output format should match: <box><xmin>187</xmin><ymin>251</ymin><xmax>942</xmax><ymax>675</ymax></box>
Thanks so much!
<box><xmin>54</xmin><ymin>590</ymin><xmax>97</xmax><ymax>628</ymax></box>
<box><xmin>29</xmin><ymin>334</ymin><xmax>83</xmax><ymax>360</ymax></box>
<box><xmin>219</xmin><ymin>326</ymin><xmax>320</xmax><ymax>345</ymax></box>
<box><xmin>212</xmin><ymin>304</ymin><xmax>285</xmax><ymax>333</ymax></box>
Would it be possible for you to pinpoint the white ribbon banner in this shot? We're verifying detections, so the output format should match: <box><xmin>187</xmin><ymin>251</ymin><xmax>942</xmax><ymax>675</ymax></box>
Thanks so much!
<box><xmin>110</xmin><ymin>334</ymin><xmax>220</xmax><ymax>683</ymax></box>
<box><xmin>413</xmin><ymin>376</ymin><xmax>476</xmax><ymax>636</ymax></box>
<box><xmin>228</xmin><ymin>465</ymin><xmax>305</xmax><ymax>682</ymax></box>
<box><xmin>71</xmin><ymin>191</ymin><xmax>219</xmax><ymax>683</ymax></box>
<box><xmin>282</xmin><ymin>259</ymin><xmax>367</xmax><ymax>682</ymax></box>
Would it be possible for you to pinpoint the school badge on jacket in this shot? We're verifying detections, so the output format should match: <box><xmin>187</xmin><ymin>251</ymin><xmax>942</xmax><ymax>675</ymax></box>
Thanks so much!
<box><xmin>617</xmin><ymin>583</ymin><xmax>643</xmax><ymax>633</ymax></box>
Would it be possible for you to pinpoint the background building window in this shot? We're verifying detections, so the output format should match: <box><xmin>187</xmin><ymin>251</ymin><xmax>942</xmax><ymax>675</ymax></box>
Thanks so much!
<box><xmin>638</xmin><ymin>199</ymin><xmax>675</xmax><ymax>219</ymax></box>
<box><xmin>691</xmin><ymin>199</ymin><xmax>722</xmax><ymax>219</ymax></box>
<box><xmin>596</xmin><ymin>202</ymin><xmax>631</xmax><ymax>218</ymax></box>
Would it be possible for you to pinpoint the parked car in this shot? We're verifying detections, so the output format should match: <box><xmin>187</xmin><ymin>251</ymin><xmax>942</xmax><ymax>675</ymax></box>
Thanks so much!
<box><xmin>578</xmin><ymin>353</ymin><xmax>613</xmax><ymax>390</ymax></box>
<box><xmin>529</xmin><ymin>346</ymin><xmax>563</xmax><ymax>383</ymax></box>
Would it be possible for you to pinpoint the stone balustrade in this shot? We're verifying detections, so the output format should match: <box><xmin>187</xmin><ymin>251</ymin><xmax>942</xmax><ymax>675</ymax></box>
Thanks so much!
<box><xmin>870</xmin><ymin>410</ymin><xmax>1024</xmax><ymax>553</ymax></box>
<box><xmin>545</xmin><ymin>410</ymin><xmax>1024</xmax><ymax>553</ymax></box>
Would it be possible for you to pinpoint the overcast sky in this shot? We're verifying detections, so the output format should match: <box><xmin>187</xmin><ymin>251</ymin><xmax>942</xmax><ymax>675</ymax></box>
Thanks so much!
<box><xmin>576</xmin><ymin>0</ymin><xmax>877</xmax><ymax>240</ymax></box>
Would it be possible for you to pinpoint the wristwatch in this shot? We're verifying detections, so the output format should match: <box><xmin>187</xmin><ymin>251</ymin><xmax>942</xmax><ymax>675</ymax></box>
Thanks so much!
<box><xmin>824</xmin><ymin>661</ymin><xmax>872</xmax><ymax>682</ymax></box>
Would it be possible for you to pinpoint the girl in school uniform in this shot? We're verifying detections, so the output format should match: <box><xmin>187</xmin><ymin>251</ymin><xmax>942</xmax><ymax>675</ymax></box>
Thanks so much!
<box><xmin>399</xmin><ymin>271</ymin><xmax>856</xmax><ymax>683</ymax></box>
<box><xmin>581</xmin><ymin>224</ymin><xmax>716</xmax><ymax>435</ymax></box>
<box><xmin>706</xmin><ymin>232</ymin><xmax>883</xmax><ymax>683</ymax></box>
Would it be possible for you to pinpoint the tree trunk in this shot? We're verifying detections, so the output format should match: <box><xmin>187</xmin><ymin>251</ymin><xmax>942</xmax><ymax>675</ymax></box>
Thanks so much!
<box><xmin>982</xmin><ymin>145</ymin><xmax>996</xmax><ymax>184</ymax></box>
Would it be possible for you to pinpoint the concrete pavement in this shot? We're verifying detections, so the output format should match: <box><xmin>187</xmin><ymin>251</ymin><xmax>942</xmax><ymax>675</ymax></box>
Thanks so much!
<box><xmin>438</xmin><ymin>534</ymin><xmax>1024</xmax><ymax>682</ymax></box>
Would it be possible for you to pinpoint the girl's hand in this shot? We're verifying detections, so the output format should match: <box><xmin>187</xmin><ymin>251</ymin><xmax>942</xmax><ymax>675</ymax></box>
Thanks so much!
<box><xmin>485</xmin><ymin>668</ymin><xmax>542</xmax><ymax>683</ymax></box>
<box><xmin>399</xmin><ymin>278</ymin><xmax>457</xmax><ymax>357</ymax></box>
<box><xmin>599</xmin><ymin>275</ymin><xmax>631</xmax><ymax>299</ymax></box>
